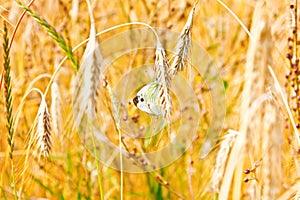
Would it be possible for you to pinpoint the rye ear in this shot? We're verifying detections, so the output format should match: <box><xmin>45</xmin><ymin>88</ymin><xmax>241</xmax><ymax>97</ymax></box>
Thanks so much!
<box><xmin>168</xmin><ymin>1</ymin><xmax>197</xmax><ymax>77</ymax></box>
<box><xmin>73</xmin><ymin>0</ymin><xmax>103</xmax><ymax>128</ymax></box>
<box><xmin>154</xmin><ymin>41</ymin><xmax>172</xmax><ymax>120</ymax></box>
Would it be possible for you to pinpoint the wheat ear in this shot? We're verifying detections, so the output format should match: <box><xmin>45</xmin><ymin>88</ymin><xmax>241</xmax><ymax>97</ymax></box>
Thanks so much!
<box><xmin>36</xmin><ymin>95</ymin><xmax>52</xmax><ymax>158</ymax></box>
<box><xmin>24</xmin><ymin>88</ymin><xmax>52</xmax><ymax>159</ymax></box>
<box><xmin>168</xmin><ymin>1</ymin><xmax>197</xmax><ymax>77</ymax></box>
<box><xmin>155</xmin><ymin>41</ymin><xmax>172</xmax><ymax>120</ymax></box>
<box><xmin>210</xmin><ymin>130</ymin><xmax>239</xmax><ymax>193</ymax></box>
<box><xmin>3</xmin><ymin>22</ymin><xmax>14</xmax><ymax>159</ymax></box>
<box><xmin>17</xmin><ymin>88</ymin><xmax>52</xmax><ymax>196</ymax></box>
<box><xmin>73</xmin><ymin>1</ymin><xmax>102</xmax><ymax>128</ymax></box>
<box><xmin>2</xmin><ymin>21</ymin><xmax>18</xmax><ymax>198</ymax></box>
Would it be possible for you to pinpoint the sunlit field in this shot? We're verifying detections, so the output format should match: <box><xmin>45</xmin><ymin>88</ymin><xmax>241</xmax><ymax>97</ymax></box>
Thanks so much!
<box><xmin>1</xmin><ymin>0</ymin><xmax>300</xmax><ymax>199</ymax></box>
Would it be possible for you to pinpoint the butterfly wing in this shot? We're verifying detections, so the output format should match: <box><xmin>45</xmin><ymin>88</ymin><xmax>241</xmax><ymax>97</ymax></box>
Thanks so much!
<box><xmin>133</xmin><ymin>82</ymin><xmax>162</xmax><ymax>116</ymax></box>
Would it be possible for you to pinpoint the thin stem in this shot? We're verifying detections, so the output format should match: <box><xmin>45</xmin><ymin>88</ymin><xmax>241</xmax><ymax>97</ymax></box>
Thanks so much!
<box><xmin>269</xmin><ymin>65</ymin><xmax>300</xmax><ymax>146</ymax></box>
<box><xmin>16</xmin><ymin>0</ymin><xmax>79</xmax><ymax>71</ymax></box>
<box><xmin>0</xmin><ymin>0</ymin><xmax>35</xmax><ymax>90</ymax></box>
<box><xmin>90</xmin><ymin>130</ymin><xmax>104</xmax><ymax>200</ymax></box>
<box><xmin>13</xmin><ymin>74</ymin><xmax>51</xmax><ymax>131</ymax></box>
<box><xmin>85</xmin><ymin>0</ymin><xmax>104</xmax><ymax>198</ymax></box>
<box><xmin>217</xmin><ymin>0</ymin><xmax>254</xmax><ymax>41</ymax></box>
<box><xmin>294</xmin><ymin>0</ymin><xmax>298</xmax><ymax>58</ymax></box>
<box><xmin>293</xmin><ymin>0</ymin><xmax>300</xmax><ymax>119</ymax></box>
<box><xmin>10</xmin><ymin>0</ymin><xmax>35</xmax><ymax>50</ymax></box>
<box><xmin>118</xmin><ymin>128</ymin><xmax>123</xmax><ymax>200</ymax></box>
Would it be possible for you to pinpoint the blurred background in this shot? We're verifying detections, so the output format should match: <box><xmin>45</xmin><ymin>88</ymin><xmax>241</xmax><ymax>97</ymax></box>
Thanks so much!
<box><xmin>0</xmin><ymin>0</ymin><xmax>299</xmax><ymax>199</ymax></box>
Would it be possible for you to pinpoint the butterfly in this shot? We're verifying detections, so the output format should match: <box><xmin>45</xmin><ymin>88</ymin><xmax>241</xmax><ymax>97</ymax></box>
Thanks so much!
<box><xmin>133</xmin><ymin>81</ymin><xmax>162</xmax><ymax>116</ymax></box>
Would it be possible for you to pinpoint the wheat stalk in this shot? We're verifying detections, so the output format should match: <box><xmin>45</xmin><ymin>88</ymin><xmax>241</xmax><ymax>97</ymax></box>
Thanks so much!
<box><xmin>220</xmin><ymin>2</ymin><xmax>270</xmax><ymax>198</ymax></box>
<box><xmin>73</xmin><ymin>2</ymin><xmax>102</xmax><ymax>128</ymax></box>
<box><xmin>71</xmin><ymin>4</ymin><xmax>106</xmax><ymax>198</ymax></box>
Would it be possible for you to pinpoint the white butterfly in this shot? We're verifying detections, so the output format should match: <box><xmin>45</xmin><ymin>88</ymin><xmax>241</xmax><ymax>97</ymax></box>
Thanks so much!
<box><xmin>133</xmin><ymin>82</ymin><xmax>162</xmax><ymax>116</ymax></box>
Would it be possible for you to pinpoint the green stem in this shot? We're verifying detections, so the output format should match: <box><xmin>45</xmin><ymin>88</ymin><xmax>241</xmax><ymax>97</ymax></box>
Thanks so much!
<box><xmin>16</xmin><ymin>0</ymin><xmax>79</xmax><ymax>71</ymax></box>
<box><xmin>90</xmin><ymin>128</ymin><xmax>104</xmax><ymax>200</ymax></box>
<box><xmin>3</xmin><ymin>22</ymin><xmax>18</xmax><ymax>199</ymax></box>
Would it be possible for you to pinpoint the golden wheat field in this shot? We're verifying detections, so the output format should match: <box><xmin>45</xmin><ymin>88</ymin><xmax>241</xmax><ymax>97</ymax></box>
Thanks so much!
<box><xmin>1</xmin><ymin>0</ymin><xmax>300</xmax><ymax>199</ymax></box>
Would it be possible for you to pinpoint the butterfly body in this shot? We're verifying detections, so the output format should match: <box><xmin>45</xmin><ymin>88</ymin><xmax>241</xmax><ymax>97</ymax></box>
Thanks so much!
<box><xmin>133</xmin><ymin>82</ymin><xmax>162</xmax><ymax>116</ymax></box>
